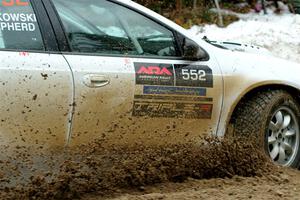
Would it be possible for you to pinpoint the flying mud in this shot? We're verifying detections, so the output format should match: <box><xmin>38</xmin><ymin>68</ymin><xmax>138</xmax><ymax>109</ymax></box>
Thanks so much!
<box><xmin>0</xmin><ymin>136</ymin><xmax>273</xmax><ymax>200</ymax></box>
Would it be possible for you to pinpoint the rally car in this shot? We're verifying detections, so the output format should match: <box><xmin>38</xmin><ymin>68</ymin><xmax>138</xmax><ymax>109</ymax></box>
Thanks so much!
<box><xmin>0</xmin><ymin>0</ymin><xmax>300</xmax><ymax>168</ymax></box>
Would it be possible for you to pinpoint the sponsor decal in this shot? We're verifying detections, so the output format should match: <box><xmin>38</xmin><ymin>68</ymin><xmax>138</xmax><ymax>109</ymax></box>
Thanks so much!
<box><xmin>135</xmin><ymin>62</ymin><xmax>174</xmax><ymax>86</ymax></box>
<box><xmin>133</xmin><ymin>94</ymin><xmax>213</xmax><ymax>119</ymax></box>
<box><xmin>134</xmin><ymin>63</ymin><xmax>213</xmax><ymax>88</ymax></box>
<box><xmin>0</xmin><ymin>13</ymin><xmax>37</xmax><ymax>32</ymax></box>
<box><xmin>0</xmin><ymin>1</ymin><xmax>37</xmax><ymax>33</ymax></box>
<box><xmin>143</xmin><ymin>86</ymin><xmax>207</xmax><ymax>96</ymax></box>
<box><xmin>133</xmin><ymin>63</ymin><xmax>214</xmax><ymax>119</ymax></box>
<box><xmin>175</xmin><ymin>64</ymin><xmax>213</xmax><ymax>88</ymax></box>
<box><xmin>133</xmin><ymin>101</ymin><xmax>213</xmax><ymax>119</ymax></box>
<box><xmin>2</xmin><ymin>0</ymin><xmax>28</xmax><ymax>7</ymax></box>
<box><xmin>137</xmin><ymin>66</ymin><xmax>172</xmax><ymax>76</ymax></box>
<box><xmin>134</xmin><ymin>94</ymin><xmax>213</xmax><ymax>102</ymax></box>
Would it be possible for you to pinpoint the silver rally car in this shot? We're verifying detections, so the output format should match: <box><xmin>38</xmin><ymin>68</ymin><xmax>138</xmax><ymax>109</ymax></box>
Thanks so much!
<box><xmin>0</xmin><ymin>0</ymin><xmax>300</xmax><ymax>168</ymax></box>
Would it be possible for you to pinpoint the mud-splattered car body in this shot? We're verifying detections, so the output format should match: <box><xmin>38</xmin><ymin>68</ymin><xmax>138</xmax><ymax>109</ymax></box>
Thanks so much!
<box><xmin>1</xmin><ymin>0</ymin><xmax>300</xmax><ymax>165</ymax></box>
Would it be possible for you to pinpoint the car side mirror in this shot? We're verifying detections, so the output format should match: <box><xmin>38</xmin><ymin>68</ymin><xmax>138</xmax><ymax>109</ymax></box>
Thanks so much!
<box><xmin>183</xmin><ymin>38</ymin><xmax>208</xmax><ymax>61</ymax></box>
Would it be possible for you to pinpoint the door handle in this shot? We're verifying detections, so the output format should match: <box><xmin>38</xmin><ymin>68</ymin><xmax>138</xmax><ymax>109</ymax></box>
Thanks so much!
<box><xmin>83</xmin><ymin>74</ymin><xmax>110</xmax><ymax>88</ymax></box>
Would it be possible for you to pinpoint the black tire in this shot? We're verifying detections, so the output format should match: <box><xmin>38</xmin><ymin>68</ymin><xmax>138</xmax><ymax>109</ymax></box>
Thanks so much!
<box><xmin>231</xmin><ymin>90</ymin><xmax>300</xmax><ymax>168</ymax></box>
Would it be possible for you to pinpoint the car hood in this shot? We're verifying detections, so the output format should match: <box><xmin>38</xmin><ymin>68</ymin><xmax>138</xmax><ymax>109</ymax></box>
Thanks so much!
<box><xmin>223</xmin><ymin>49</ymin><xmax>300</xmax><ymax>84</ymax></box>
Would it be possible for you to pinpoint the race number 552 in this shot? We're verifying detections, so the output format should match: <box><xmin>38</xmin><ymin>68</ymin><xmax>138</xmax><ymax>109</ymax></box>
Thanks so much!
<box><xmin>182</xmin><ymin>69</ymin><xmax>206</xmax><ymax>81</ymax></box>
<box><xmin>174</xmin><ymin>65</ymin><xmax>213</xmax><ymax>87</ymax></box>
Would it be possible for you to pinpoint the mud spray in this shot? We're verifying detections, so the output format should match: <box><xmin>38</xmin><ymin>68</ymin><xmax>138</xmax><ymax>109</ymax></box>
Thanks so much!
<box><xmin>0</xmin><ymin>137</ymin><xmax>273</xmax><ymax>200</ymax></box>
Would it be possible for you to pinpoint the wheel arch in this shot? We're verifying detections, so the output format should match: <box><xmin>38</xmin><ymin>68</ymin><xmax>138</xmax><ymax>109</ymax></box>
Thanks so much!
<box><xmin>225</xmin><ymin>83</ymin><xmax>300</xmax><ymax>136</ymax></box>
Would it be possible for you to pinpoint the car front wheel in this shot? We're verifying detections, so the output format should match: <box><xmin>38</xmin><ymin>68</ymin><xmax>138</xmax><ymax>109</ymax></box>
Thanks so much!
<box><xmin>231</xmin><ymin>90</ymin><xmax>300</xmax><ymax>168</ymax></box>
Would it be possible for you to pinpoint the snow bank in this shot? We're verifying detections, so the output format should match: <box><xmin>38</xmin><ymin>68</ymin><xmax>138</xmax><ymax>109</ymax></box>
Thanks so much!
<box><xmin>189</xmin><ymin>12</ymin><xmax>300</xmax><ymax>63</ymax></box>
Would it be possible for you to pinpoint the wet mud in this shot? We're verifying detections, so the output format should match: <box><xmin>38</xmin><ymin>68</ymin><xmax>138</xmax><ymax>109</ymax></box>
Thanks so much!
<box><xmin>0</xmin><ymin>137</ymin><xmax>272</xmax><ymax>200</ymax></box>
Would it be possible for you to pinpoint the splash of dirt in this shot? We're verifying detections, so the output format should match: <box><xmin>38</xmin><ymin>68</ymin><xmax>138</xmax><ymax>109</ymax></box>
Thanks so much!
<box><xmin>0</xmin><ymin>137</ymin><xmax>273</xmax><ymax>200</ymax></box>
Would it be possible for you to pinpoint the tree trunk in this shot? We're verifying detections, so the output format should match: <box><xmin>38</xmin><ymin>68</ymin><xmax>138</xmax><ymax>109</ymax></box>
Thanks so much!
<box><xmin>176</xmin><ymin>0</ymin><xmax>182</xmax><ymax>12</ymax></box>
<box><xmin>193</xmin><ymin>0</ymin><xmax>197</xmax><ymax>9</ymax></box>
<box><xmin>214</xmin><ymin>0</ymin><xmax>224</xmax><ymax>27</ymax></box>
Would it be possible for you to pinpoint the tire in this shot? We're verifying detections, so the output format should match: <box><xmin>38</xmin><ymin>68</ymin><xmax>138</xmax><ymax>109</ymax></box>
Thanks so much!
<box><xmin>231</xmin><ymin>90</ymin><xmax>300</xmax><ymax>168</ymax></box>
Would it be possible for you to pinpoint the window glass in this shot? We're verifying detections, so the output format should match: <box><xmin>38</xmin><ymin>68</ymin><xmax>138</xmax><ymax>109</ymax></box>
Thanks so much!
<box><xmin>52</xmin><ymin>0</ymin><xmax>178</xmax><ymax>57</ymax></box>
<box><xmin>0</xmin><ymin>0</ymin><xmax>44</xmax><ymax>50</ymax></box>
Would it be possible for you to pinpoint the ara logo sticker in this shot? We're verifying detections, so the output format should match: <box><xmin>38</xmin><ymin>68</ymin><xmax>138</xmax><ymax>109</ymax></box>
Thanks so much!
<box><xmin>137</xmin><ymin>66</ymin><xmax>172</xmax><ymax>76</ymax></box>
<box><xmin>135</xmin><ymin>63</ymin><xmax>174</xmax><ymax>86</ymax></box>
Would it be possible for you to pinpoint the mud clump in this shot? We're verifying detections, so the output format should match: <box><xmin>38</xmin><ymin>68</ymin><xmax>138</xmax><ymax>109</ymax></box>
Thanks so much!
<box><xmin>0</xmin><ymin>137</ymin><xmax>273</xmax><ymax>200</ymax></box>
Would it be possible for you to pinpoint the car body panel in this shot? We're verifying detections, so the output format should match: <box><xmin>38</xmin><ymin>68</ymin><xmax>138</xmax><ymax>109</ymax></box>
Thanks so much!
<box><xmin>65</xmin><ymin>54</ymin><xmax>223</xmax><ymax>146</ymax></box>
<box><xmin>214</xmin><ymin>49</ymin><xmax>300</xmax><ymax>136</ymax></box>
<box><xmin>0</xmin><ymin>51</ymin><xmax>73</xmax><ymax>148</ymax></box>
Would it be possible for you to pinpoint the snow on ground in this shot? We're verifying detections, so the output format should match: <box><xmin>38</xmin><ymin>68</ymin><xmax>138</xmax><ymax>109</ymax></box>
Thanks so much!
<box><xmin>189</xmin><ymin>9</ymin><xmax>300</xmax><ymax>63</ymax></box>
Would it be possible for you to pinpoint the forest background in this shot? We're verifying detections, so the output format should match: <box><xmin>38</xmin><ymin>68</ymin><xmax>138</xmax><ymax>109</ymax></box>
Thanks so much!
<box><xmin>133</xmin><ymin>0</ymin><xmax>252</xmax><ymax>27</ymax></box>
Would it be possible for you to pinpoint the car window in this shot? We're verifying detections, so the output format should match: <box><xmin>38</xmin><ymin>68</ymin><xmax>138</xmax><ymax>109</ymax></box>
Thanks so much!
<box><xmin>52</xmin><ymin>0</ymin><xmax>179</xmax><ymax>57</ymax></box>
<box><xmin>0</xmin><ymin>0</ymin><xmax>44</xmax><ymax>51</ymax></box>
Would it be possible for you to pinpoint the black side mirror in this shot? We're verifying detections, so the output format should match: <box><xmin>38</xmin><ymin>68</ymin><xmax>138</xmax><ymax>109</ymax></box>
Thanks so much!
<box><xmin>183</xmin><ymin>38</ymin><xmax>208</xmax><ymax>61</ymax></box>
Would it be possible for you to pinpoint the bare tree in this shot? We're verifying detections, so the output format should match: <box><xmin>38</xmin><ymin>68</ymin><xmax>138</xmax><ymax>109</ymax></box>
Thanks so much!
<box><xmin>193</xmin><ymin>0</ymin><xmax>197</xmax><ymax>9</ymax></box>
<box><xmin>214</xmin><ymin>0</ymin><xmax>224</xmax><ymax>27</ymax></box>
<box><xmin>176</xmin><ymin>0</ymin><xmax>182</xmax><ymax>12</ymax></box>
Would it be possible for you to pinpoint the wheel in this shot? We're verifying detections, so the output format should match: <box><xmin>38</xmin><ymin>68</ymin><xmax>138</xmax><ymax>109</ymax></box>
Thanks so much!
<box><xmin>231</xmin><ymin>90</ymin><xmax>300</xmax><ymax>168</ymax></box>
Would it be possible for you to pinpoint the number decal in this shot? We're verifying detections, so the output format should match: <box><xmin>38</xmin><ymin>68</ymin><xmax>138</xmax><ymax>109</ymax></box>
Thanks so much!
<box><xmin>190</xmin><ymin>69</ymin><xmax>197</xmax><ymax>80</ymax></box>
<box><xmin>182</xmin><ymin>69</ymin><xmax>189</xmax><ymax>80</ymax></box>
<box><xmin>198</xmin><ymin>70</ymin><xmax>206</xmax><ymax>81</ymax></box>
<box><xmin>175</xmin><ymin>65</ymin><xmax>213</xmax><ymax>88</ymax></box>
<box><xmin>181</xmin><ymin>69</ymin><xmax>207</xmax><ymax>81</ymax></box>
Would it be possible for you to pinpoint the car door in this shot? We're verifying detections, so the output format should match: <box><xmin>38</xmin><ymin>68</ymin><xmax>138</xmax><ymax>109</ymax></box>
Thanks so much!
<box><xmin>50</xmin><ymin>0</ymin><xmax>223</xmax><ymax>146</ymax></box>
<box><xmin>0</xmin><ymin>0</ymin><xmax>73</xmax><ymax>149</ymax></box>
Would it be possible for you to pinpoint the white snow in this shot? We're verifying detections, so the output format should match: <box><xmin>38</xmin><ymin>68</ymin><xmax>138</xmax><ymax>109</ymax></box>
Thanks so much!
<box><xmin>189</xmin><ymin>9</ymin><xmax>300</xmax><ymax>63</ymax></box>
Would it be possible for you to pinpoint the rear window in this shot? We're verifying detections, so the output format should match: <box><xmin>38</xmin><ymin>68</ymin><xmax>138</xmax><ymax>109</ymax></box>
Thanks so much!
<box><xmin>0</xmin><ymin>0</ymin><xmax>44</xmax><ymax>50</ymax></box>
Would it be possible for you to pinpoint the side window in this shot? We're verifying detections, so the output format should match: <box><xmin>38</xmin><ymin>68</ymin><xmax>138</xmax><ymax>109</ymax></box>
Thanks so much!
<box><xmin>0</xmin><ymin>0</ymin><xmax>44</xmax><ymax>50</ymax></box>
<box><xmin>118</xmin><ymin>8</ymin><xmax>178</xmax><ymax>57</ymax></box>
<box><xmin>52</xmin><ymin>0</ymin><xmax>179</xmax><ymax>57</ymax></box>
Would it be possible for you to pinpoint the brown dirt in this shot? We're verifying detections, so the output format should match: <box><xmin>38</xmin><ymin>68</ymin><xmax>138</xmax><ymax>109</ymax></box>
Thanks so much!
<box><xmin>88</xmin><ymin>167</ymin><xmax>300</xmax><ymax>200</ymax></box>
<box><xmin>0</xmin><ymin>137</ymin><xmax>298</xmax><ymax>200</ymax></box>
